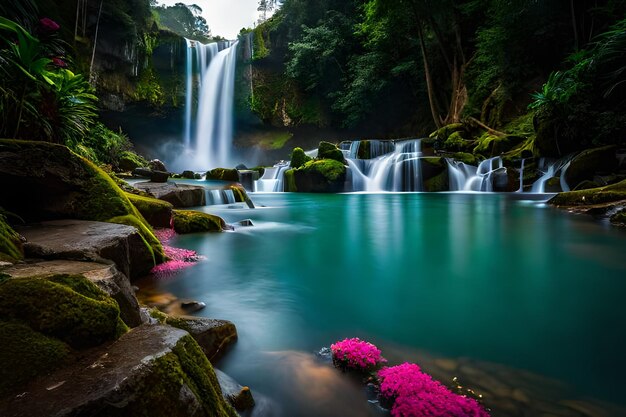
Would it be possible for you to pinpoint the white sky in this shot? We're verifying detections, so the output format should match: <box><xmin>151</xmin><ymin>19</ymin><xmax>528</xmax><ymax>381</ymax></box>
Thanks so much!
<box><xmin>157</xmin><ymin>0</ymin><xmax>266</xmax><ymax>39</ymax></box>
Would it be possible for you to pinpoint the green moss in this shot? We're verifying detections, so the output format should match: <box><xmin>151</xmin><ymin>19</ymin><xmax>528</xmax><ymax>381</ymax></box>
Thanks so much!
<box><xmin>0</xmin><ymin>275</ymin><xmax>125</xmax><ymax>348</ymax></box>
<box><xmin>119</xmin><ymin>151</ymin><xmax>148</xmax><ymax>172</ymax></box>
<box><xmin>126</xmin><ymin>192</ymin><xmax>173</xmax><ymax>228</ymax></box>
<box><xmin>108</xmin><ymin>215</ymin><xmax>165</xmax><ymax>264</ymax></box>
<box><xmin>302</xmin><ymin>159</ymin><xmax>346</xmax><ymax>182</ymax></box>
<box><xmin>451</xmin><ymin>152</ymin><xmax>478</xmax><ymax>165</ymax></box>
<box><xmin>444</xmin><ymin>131</ymin><xmax>472</xmax><ymax>152</ymax></box>
<box><xmin>290</xmin><ymin>147</ymin><xmax>311</xmax><ymax>169</ymax></box>
<box><xmin>122</xmin><ymin>335</ymin><xmax>237</xmax><ymax>417</ymax></box>
<box><xmin>610</xmin><ymin>211</ymin><xmax>626</xmax><ymax>226</ymax></box>
<box><xmin>252</xmin><ymin>26</ymin><xmax>270</xmax><ymax>61</ymax></box>
<box><xmin>228</xmin><ymin>185</ymin><xmax>248</xmax><ymax>203</ymax></box>
<box><xmin>0</xmin><ymin>320</ymin><xmax>71</xmax><ymax>397</ymax></box>
<box><xmin>472</xmin><ymin>133</ymin><xmax>498</xmax><ymax>155</ymax></box>
<box><xmin>550</xmin><ymin>179</ymin><xmax>626</xmax><ymax>206</ymax></box>
<box><xmin>357</xmin><ymin>140</ymin><xmax>371</xmax><ymax>159</ymax></box>
<box><xmin>257</xmin><ymin>131</ymin><xmax>293</xmax><ymax>150</ymax></box>
<box><xmin>429</xmin><ymin>123</ymin><xmax>465</xmax><ymax>140</ymax></box>
<box><xmin>424</xmin><ymin>171</ymin><xmax>449</xmax><ymax>192</ymax></box>
<box><xmin>317</xmin><ymin>141</ymin><xmax>345</xmax><ymax>162</ymax></box>
<box><xmin>134</xmin><ymin>65</ymin><xmax>165</xmax><ymax>107</ymax></box>
<box><xmin>206</xmin><ymin>168</ymin><xmax>239</xmax><ymax>182</ymax></box>
<box><xmin>172</xmin><ymin>210</ymin><xmax>225</xmax><ymax>234</ymax></box>
<box><xmin>284</xmin><ymin>169</ymin><xmax>297</xmax><ymax>192</ymax></box>
<box><xmin>0</xmin><ymin>213</ymin><xmax>22</xmax><ymax>263</ymax></box>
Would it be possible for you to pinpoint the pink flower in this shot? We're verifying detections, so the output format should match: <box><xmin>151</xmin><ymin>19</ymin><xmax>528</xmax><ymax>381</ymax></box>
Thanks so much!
<box><xmin>39</xmin><ymin>18</ymin><xmax>60</xmax><ymax>32</ymax></box>
<box><xmin>378</xmin><ymin>363</ymin><xmax>490</xmax><ymax>417</ymax></box>
<box><xmin>330</xmin><ymin>338</ymin><xmax>386</xmax><ymax>371</ymax></box>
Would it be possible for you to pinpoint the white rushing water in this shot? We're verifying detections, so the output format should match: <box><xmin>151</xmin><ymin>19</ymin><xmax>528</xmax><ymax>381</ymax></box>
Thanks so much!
<box><xmin>530</xmin><ymin>157</ymin><xmax>572</xmax><ymax>193</ymax></box>
<box><xmin>447</xmin><ymin>157</ymin><xmax>507</xmax><ymax>192</ymax></box>
<box><xmin>183</xmin><ymin>39</ymin><xmax>238</xmax><ymax>170</ymax></box>
<box><xmin>255</xmin><ymin>162</ymin><xmax>291</xmax><ymax>192</ymax></box>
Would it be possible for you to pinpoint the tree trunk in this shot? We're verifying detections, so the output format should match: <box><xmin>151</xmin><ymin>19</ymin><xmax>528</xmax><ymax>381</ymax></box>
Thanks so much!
<box><xmin>89</xmin><ymin>0</ymin><xmax>104</xmax><ymax>85</ymax></box>
<box><xmin>416</xmin><ymin>20</ymin><xmax>442</xmax><ymax>129</ymax></box>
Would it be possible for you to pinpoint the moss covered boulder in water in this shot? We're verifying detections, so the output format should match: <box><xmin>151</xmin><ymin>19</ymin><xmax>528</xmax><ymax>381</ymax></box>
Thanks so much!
<box><xmin>0</xmin><ymin>140</ymin><xmax>164</xmax><ymax>265</ymax></box>
<box><xmin>126</xmin><ymin>193</ymin><xmax>173</xmax><ymax>228</ymax></box>
<box><xmin>549</xmin><ymin>179</ymin><xmax>626</xmax><ymax>207</ymax></box>
<box><xmin>206</xmin><ymin>168</ymin><xmax>240</xmax><ymax>182</ymax></box>
<box><xmin>172</xmin><ymin>210</ymin><xmax>226</xmax><ymax>234</ymax></box>
<box><xmin>290</xmin><ymin>147</ymin><xmax>311</xmax><ymax>169</ymax></box>
<box><xmin>291</xmin><ymin>159</ymin><xmax>347</xmax><ymax>193</ymax></box>
<box><xmin>317</xmin><ymin>141</ymin><xmax>345</xmax><ymax>163</ymax></box>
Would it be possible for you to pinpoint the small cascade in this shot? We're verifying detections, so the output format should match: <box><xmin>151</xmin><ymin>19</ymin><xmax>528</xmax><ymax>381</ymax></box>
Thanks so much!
<box><xmin>182</xmin><ymin>39</ymin><xmax>238</xmax><ymax>170</ymax></box>
<box><xmin>531</xmin><ymin>157</ymin><xmax>572</xmax><ymax>193</ymax></box>
<box><xmin>348</xmin><ymin>139</ymin><xmax>423</xmax><ymax>191</ymax></box>
<box><xmin>517</xmin><ymin>158</ymin><xmax>527</xmax><ymax>192</ymax></box>
<box><xmin>345</xmin><ymin>140</ymin><xmax>395</xmax><ymax>160</ymax></box>
<box><xmin>447</xmin><ymin>157</ymin><xmax>506</xmax><ymax>192</ymax></box>
<box><xmin>206</xmin><ymin>189</ymin><xmax>237</xmax><ymax>205</ymax></box>
<box><xmin>255</xmin><ymin>162</ymin><xmax>291</xmax><ymax>192</ymax></box>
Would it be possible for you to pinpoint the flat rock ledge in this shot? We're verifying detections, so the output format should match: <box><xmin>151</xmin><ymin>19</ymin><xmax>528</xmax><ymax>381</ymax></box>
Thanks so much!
<box><xmin>134</xmin><ymin>181</ymin><xmax>206</xmax><ymax>208</ymax></box>
<box><xmin>0</xmin><ymin>324</ymin><xmax>236</xmax><ymax>417</ymax></box>
<box><xmin>1</xmin><ymin>260</ymin><xmax>141</xmax><ymax>327</ymax></box>
<box><xmin>16</xmin><ymin>220</ymin><xmax>154</xmax><ymax>280</ymax></box>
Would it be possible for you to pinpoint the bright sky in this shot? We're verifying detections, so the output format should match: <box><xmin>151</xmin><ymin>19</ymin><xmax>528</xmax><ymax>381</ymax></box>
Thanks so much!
<box><xmin>157</xmin><ymin>0</ymin><xmax>266</xmax><ymax>39</ymax></box>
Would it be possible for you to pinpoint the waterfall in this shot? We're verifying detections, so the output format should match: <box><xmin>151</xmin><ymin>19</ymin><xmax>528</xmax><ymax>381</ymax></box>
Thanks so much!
<box><xmin>206</xmin><ymin>189</ymin><xmax>237</xmax><ymax>205</ymax></box>
<box><xmin>348</xmin><ymin>139</ymin><xmax>423</xmax><ymax>191</ymax></box>
<box><xmin>255</xmin><ymin>162</ymin><xmax>291</xmax><ymax>192</ymax></box>
<box><xmin>517</xmin><ymin>158</ymin><xmax>526</xmax><ymax>192</ymax></box>
<box><xmin>447</xmin><ymin>157</ymin><xmax>506</xmax><ymax>192</ymax></box>
<box><xmin>182</xmin><ymin>39</ymin><xmax>238</xmax><ymax>170</ymax></box>
<box><xmin>530</xmin><ymin>157</ymin><xmax>572</xmax><ymax>193</ymax></box>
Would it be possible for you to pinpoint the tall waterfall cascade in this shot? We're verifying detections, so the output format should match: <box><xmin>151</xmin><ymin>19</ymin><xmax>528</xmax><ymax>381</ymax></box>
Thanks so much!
<box><xmin>183</xmin><ymin>39</ymin><xmax>238</xmax><ymax>170</ymax></box>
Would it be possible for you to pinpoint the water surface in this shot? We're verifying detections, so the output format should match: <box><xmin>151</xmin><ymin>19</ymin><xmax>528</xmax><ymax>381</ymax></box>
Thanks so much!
<box><xmin>142</xmin><ymin>193</ymin><xmax>626</xmax><ymax>414</ymax></box>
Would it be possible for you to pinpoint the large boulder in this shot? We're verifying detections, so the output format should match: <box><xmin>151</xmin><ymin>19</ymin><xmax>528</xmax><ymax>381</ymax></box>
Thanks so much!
<box><xmin>16</xmin><ymin>220</ymin><xmax>154</xmax><ymax>280</ymax></box>
<box><xmin>126</xmin><ymin>192</ymin><xmax>173</xmax><ymax>228</ymax></box>
<box><xmin>549</xmin><ymin>178</ymin><xmax>626</xmax><ymax>207</ymax></box>
<box><xmin>317</xmin><ymin>141</ymin><xmax>345</xmax><ymax>163</ymax></box>
<box><xmin>172</xmin><ymin>210</ymin><xmax>226</xmax><ymax>234</ymax></box>
<box><xmin>288</xmin><ymin>159</ymin><xmax>347</xmax><ymax>193</ymax></box>
<box><xmin>0</xmin><ymin>140</ymin><xmax>165</xmax><ymax>265</ymax></box>
<box><xmin>165</xmin><ymin>316</ymin><xmax>237</xmax><ymax>361</ymax></box>
<box><xmin>134</xmin><ymin>182</ymin><xmax>206</xmax><ymax>208</ymax></box>
<box><xmin>148</xmin><ymin>159</ymin><xmax>168</xmax><ymax>172</ymax></box>
<box><xmin>206</xmin><ymin>168</ymin><xmax>239</xmax><ymax>182</ymax></box>
<box><xmin>1</xmin><ymin>260</ymin><xmax>142</xmax><ymax>327</ymax></box>
<box><xmin>564</xmin><ymin>146</ymin><xmax>619</xmax><ymax>189</ymax></box>
<box><xmin>0</xmin><ymin>325</ymin><xmax>238</xmax><ymax>417</ymax></box>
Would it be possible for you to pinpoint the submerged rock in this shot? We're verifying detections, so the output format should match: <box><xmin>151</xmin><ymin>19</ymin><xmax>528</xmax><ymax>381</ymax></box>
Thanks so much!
<box><xmin>0</xmin><ymin>325</ymin><xmax>238</xmax><ymax>417</ymax></box>
<box><xmin>172</xmin><ymin>210</ymin><xmax>226</xmax><ymax>234</ymax></box>
<box><xmin>16</xmin><ymin>220</ymin><xmax>155</xmax><ymax>280</ymax></box>
<box><xmin>134</xmin><ymin>181</ymin><xmax>206</xmax><ymax>208</ymax></box>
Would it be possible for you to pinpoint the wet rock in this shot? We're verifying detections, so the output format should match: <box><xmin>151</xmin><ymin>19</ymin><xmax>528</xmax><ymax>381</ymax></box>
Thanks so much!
<box><xmin>0</xmin><ymin>325</ymin><xmax>238</xmax><ymax>417</ymax></box>
<box><xmin>238</xmin><ymin>170</ymin><xmax>260</xmax><ymax>191</ymax></box>
<box><xmin>545</xmin><ymin>177</ymin><xmax>563</xmax><ymax>193</ymax></box>
<box><xmin>1</xmin><ymin>260</ymin><xmax>141</xmax><ymax>327</ymax></box>
<box><xmin>150</xmin><ymin>170</ymin><xmax>170</xmax><ymax>183</ymax></box>
<box><xmin>165</xmin><ymin>316</ymin><xmax>237</xmax><ymax>361</ymax></box>
<box><xmin>148</xmin><ymin>159</ymin><xmax>167</xmax><ymax>172</ymax></box>
<box><xmin>134</xmin><ymin>181</ymin><xmax>206</xmax><ymax>208</ymax></box>
<box><xmin>16</xmin><ymin>220</ymin><xmax>154</xmax><ymax>280</ymax></box>
<box><xmin>132</xmin><ymin>167</ymin><xmax>153</xmax><ymax>178</ymax></box>
<box><xmin>215</xmin><ymin>369</ymin><xmax>278</xmax><ymax>417</ymax></box>
<box><xmin>181</xmin><ymin>300</ymin><xmax>207</xmax><ymax>312</ymax></box>
<box><xmin>564</xmin><ymin>146</ymin><xmax>619</xmax><ymax>189</ymax></box>
<box><xmin>237</xmin><ymin>219</ymin><xmax>254</xmax><ymax>227</ymax></box>
<box><xmin>206</xmin><ymin>168</ymin><xmax>239</xmax><ymax>182</ymax></box>
<box><xmin>182</xmin><ymin>170</ymin><xmax>196</xmax><ymax>179</ymax></box>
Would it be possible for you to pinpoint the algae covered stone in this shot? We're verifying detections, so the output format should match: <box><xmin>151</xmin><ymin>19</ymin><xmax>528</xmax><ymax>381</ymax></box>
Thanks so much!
<box><xmin>317</xmin><ymin>141</ymin><xmax>345</xmax><ymax>163</ymax></box>
<box><xmin>172</xmin><ymin>210</ymin><xmax>226</xmax><ymax>234</ymax></box>
<box><xmin>290</xmin><ymin>147</ymin><xmax>311</xmax><ymax>169</ymax></box>
<box><xmin>126</xmin><ymin>192</ymin><xmax>174</xmax><ymax>228</ymax></box>
<box><xmin>0</xmin><ymin>274</ymin><xmax>127</xmax><ymax>349</ymax></box>
<box><xmin>291</xmin><ymin>159</ymin><xmax>347</xmax><ymax>192</ymax></box>
<box><xmin>206</xmin><ymin>168</ymin><xmax>239</xmax><ymax>182</ymax></box>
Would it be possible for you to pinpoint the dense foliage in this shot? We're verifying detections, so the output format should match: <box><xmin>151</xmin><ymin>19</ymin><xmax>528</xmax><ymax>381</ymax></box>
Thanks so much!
<box><xmin>251</xmin><ymin>0</ymin><xmax>626</xmax><ymax>147</ymax></box>
<box><xmin>152</xmin><ymin>3</ymin><xmax>211</xmax><ymax>42</ymax></box>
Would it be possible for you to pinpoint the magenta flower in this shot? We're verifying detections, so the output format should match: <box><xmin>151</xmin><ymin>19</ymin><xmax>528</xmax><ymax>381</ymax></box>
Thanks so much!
<box><xmin>378</xmin><ymin>363</ymin><xmax>490</xmax><ymax>417</ymax></box>
<box><xmin>39</xmin><ymin>18</ymin><xmax>60</xmax><ymax>32</ymax></box>
<box><xmin>330</xmin><ymin>338</ymin><xmax>386</xmax><ymax>371</ymax></box>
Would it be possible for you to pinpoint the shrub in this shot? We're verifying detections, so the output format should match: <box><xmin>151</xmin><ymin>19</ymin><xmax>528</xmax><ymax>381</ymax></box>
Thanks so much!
<box><xmin>330</xmin><ymin>337</ymin><xmax>386</xmax><ymax>372</ymax></box>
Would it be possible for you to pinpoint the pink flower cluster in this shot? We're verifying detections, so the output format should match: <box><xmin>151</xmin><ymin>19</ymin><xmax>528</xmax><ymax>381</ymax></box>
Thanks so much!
<box><xmin>151</xmin><ymin>228</ymin><xmax>201</xmax><ymax>278</ymax></box>
<box><xmin>378</xmin><ymin>363</ymin><xmax>489</xmax><ymax>417</ymax></box>
<box><xmin>330</xmin><ymin>338</ymin><xmax>386</xmax><ymax>371</ymax></box>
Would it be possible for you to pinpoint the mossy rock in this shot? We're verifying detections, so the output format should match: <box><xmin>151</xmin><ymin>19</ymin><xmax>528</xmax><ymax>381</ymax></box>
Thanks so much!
<box><xmin>0</xmin><ymin>320</ymin><xmax>71</xmax><ymax>397</ymax></box>
<box><xmin>291</xmin><ymin>159</ymin><xmax>346</xmax><ymax>193</ymax></box>
<box><xmin>424</xmin><ymin>171</ymin><xmax>449</xmax><ymax>192</ymax></box>
<box><xmin>0</xmin><ymin>213</ymin><xmax>22</xmax><ymax>263</ymax></box>
<box><xmin>126</xmin><ymin>193</ymin><xmax>173</xmax><ymax>228</ymax></box>
<box><xmin>357</xmin><ymin>140</ymin><xmax>371</xmax><ymax>159</ymax></box>
<box><xmin>0</xmin><ymin>140</ymin><xmax>164</xmax><ymax>267</ymax></box>
<box><xmin>172</xmin><ymin>210</ymin><xmax>225</xmax><ymax>234</ymax></box>
<box><xmin>429</xmin><ymin>123</ymin><xmax>465</xmax><ymax>140</ymax></box>
<box><xmin>443</xmin><ymin>131</ymin><xmax>472</xmax><ymax>152</ymax></box>
<box><xmin>451</xmin><ymin>152</ymin><xmax>478</xmax><ymax>166</ymax></box>
<box><xmin>0</xmin><ymin>274</ymin><xmax>127</xmax><ymax>349</ymax></box>
<box><xmin>290</xmin><ymin>147</ymin><xmax>311</xmax><ymax>169</ymax></box>
<box><xmin>118</xmin><ymin>151</ymin><xmax>147</xmax><ymax>172</ymax></box>
<box><xmin>284</xmin><ymin>169</ymin><xmax>297</xmax><ymax>192</ymax></box>
<box><xmin>108</xmin><ymin>215</ymin><xmax>166</xmax><ymax>264</ymax></box>
<box><xmin>573</xmin><ymin>180</ymin><xmax>601</xmax><ymax>191</ymax></box>
<box><xmin>317</xmin><ymin>141</ymin><xmax>345</xmax><ymax>163</ymax></box>
<box><xmin>421</xmin><ymin>157</ymin><xmax>446</xmax><ymax>182</ymax></box>
<box><xmin>206</xmin><ymin>168</ymin><xmax>239</xmax><ymax>182</ymax></box>
<box><xmin>550</xmin><ymin>179</ymin><xmax>626</xmax><ymax>207</ymax></box>
<box><xmin>564</xmin><ymin>146</ymin><xmax>619</xmax><ymax>189</ymax></box>
<box><xmin>610</xmin><ymin>211</ymin><xmax>626</xmax><ymax>226</ymax></box>
<box><xmin>473</xmin><ymin>133</ymin><xmax>524</xmax><ymax>156</ymax></box>
<box><xmin>545</xmin><ymin>177</ymin><xmax>562</xmax><ymax>193</ymax></box>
